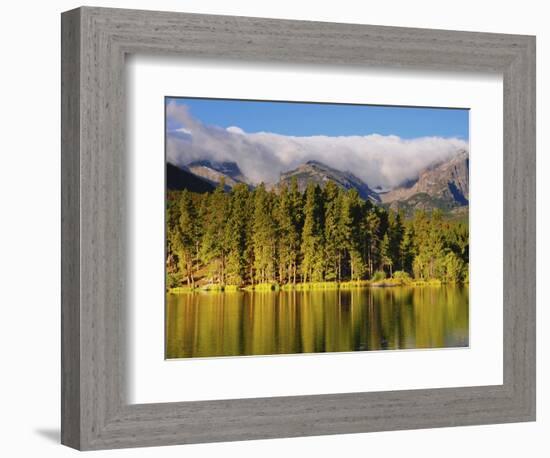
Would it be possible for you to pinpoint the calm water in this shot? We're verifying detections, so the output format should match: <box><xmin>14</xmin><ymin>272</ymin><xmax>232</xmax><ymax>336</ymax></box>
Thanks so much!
<box><xmin>165</xmin><ymin>286</ymin><xmax>469</xmax><ymax>359</ymax></box>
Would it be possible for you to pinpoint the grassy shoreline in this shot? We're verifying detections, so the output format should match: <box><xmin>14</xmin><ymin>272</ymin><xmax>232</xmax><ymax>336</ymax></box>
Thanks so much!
<box><xmin>167</xmin><ymin>278</ymin><xmax>466</xmax><ymax>294</ymax></box>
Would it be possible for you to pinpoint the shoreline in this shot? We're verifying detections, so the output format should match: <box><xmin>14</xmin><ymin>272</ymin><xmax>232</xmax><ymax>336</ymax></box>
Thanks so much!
<box><xmin>168</xmin><ymin>279</ymin><xmax>468</xmax><ymax>294</ymax></box>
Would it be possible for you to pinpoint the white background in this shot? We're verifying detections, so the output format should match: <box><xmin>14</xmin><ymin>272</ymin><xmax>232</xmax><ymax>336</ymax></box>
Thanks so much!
<box><xmin>129</xmin><ymin>58</ymin><xmax>503</xmax><ymax>403</ymax></box>
<box><xmin>0</xmin><ymin>1</ymin><xmax>547</xmax><ymax>457</ymax></box>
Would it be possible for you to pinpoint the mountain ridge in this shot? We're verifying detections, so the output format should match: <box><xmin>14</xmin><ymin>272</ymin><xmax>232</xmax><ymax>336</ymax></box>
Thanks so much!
<box><xmin>186</xmin><ymin>160</ymin><xmax>251</xmax><ymax>190</ymax></box>
<box><xmin>380</xmin><ymin>149</ymin><xmax>469</xmax><ymax>214</ymax></box>
<box><xmin>277</xmin><ymin>160</ymin><xmax>381</xmax><ymax>203</ymax></box>
<box><xmin>168</xmin><ymin>150</ymin><xmax>469</xmax><ymax>215</ymax></box>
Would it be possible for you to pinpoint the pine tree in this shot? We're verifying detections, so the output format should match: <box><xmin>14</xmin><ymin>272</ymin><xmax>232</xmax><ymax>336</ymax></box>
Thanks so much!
<box><xmin>252</xmin><ymin>184</ymin><xmax>277</xmax><ymax>284</ymax></box>
<box><xmin>365</xmin><ymin>209</ymin><xmax>381</xmax><ymax>278</ymax></box>
<box><xmin>166</xmin><ymin>196</ymin><xmax>181</xmax><ymax>276</ymax></box>
<box><xmin>388</xmin><ymin>210</ymin><xmax>404</xmax><ymax>271</ymax></box>
<box><xmin>323</xmin><ymin>181</ymin><xmax>343</xmax><ymax>281</ymax></box>
<box><xmin>399</xmin><ymin>224</ymin><xmax>415</xmax><ymax>274</ymax></box>
<box><xmin>275</xmin><ymin>180</ymin><xmax>303</xmax><ymax>284</ymax></box>
<box><xmin>225</xmin><ymin>184</ymin><xmax>250</xmax><ymax>285</ymax></box>
<box><xmin>288</xmin><ymin>177</ymin><xmax>303</xmax><ymax>284</ymax></box>
<box><xmin>200</xmin><ymin>180</ymin><xmax>228</xmax><ymax>284</ymax></box>
<box><xmin>341</xmin><ymin>189</ymin><xmax>366</xmax><ymax>280</ymax></box>
<box><xmin>176</xmin><ymin>190</ymin><xmax>199</xmax><ymax>287</ymax></box>
<box><xmin>380</xmin><ymin>233</ymin><xmax>393</xmax><ymax>277</ymax></box>
<box><xmin>243</xmin><ymin>188</ymin><xmax>256</xmax><ymax>285</ymax></box>
<box><xmin>301</xmin><ymin>183</ymin><xmax>324</xmax><ymax>282</ymax></box>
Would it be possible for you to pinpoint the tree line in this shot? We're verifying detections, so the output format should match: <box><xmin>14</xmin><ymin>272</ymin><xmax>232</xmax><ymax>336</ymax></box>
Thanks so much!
<box><xmin>166</xmin><ymin>178</ymin><xmax>469</xmax><ymax>289</ymax></box>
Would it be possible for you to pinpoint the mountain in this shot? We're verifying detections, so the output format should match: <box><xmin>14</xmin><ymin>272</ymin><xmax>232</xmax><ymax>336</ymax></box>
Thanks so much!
<box><xmin>169</xmin><ymin>152</ymin><xmax>468</xmax><ymax>215</ymax></box>
<box><xmin>276</xmin><ymin>160</ymin><xmax>380</xmax><ymax>203</ymax></box>
<box><xmin>380</xmin><ymin>150</ymin><xmax>469</xmax><ymax>215</ymax></box>
<box><xmin>187</xmin><ymin>160</ymin><xmax>251</xmax><ymax>189</ymax></box>
<box><xmin>166</xmin><ymin>163</ymin><xmax>215</xmax><ymax>193</ymax></box>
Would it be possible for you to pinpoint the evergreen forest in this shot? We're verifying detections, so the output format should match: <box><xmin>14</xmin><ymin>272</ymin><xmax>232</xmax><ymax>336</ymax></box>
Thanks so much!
<box><xmin>166</xmin><ymin>179</ymin><xmax>469</xmax><ymax>291</ymax></box>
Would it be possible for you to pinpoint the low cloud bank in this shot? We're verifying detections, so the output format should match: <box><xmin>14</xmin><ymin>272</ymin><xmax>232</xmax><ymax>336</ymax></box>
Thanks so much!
<box><xmin>166</xmin><ymin>102</ymin><xmax>468</xmax><ymax>188</ymax></box>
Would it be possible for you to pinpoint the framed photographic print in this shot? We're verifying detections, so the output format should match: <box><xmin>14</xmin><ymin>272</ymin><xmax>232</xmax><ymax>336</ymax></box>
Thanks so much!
<box><xmin>164</xmin><ymin>97</ymin><xmax>470</xmax><ymax>360</ymax></box>
<box><xmin>61</xmin><ymin>6</ymin><xmax>536</xmax><ymax>450</ymax></box>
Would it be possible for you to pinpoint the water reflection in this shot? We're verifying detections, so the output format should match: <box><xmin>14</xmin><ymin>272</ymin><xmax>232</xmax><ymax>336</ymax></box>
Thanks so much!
<box><xmin>166</xmin><ymin>286</ymin><xmax>469</xmax><ymax>359</ymax></box>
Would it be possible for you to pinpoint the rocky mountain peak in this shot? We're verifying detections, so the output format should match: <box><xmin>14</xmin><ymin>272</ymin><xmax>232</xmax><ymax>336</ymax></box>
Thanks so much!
<box><xmin>279</xmin><ymin>160</ymin><xmax>380</xmax><ymax>203</ymax></box>
<box><xmin>187</xmin><ymin>159</ymin><xmax>251</xmax><ymax>189</ymax></box>
<box><xmin>381</xmin><ymin>149</ymin><xmax>469</xmax><ymax>215</ymax></box>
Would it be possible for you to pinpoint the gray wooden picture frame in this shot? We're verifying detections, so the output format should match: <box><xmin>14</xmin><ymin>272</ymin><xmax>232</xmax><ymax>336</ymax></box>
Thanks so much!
<box><xmin>61</xmin><ymin>6</ymin><xmax>536</xmax><ymax>451</ymax></box>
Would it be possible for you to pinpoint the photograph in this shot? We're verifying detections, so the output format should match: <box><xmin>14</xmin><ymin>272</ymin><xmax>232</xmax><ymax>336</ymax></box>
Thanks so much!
<box><xmin>164</xmin><ymin>97</ymin><xmax>470</xmax><ymax>359</ymax></box>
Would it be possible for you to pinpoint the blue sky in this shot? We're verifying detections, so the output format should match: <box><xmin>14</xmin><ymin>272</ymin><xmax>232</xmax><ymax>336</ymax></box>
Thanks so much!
<box><xmin>165</xmin><ymin>97</ymin><xmax>469</xmax><ymax>187</ymax></box>
<box><xmin>166</xmin><ymin>97</ymin><xmax>469</xmax><ymax>140</ymax></box>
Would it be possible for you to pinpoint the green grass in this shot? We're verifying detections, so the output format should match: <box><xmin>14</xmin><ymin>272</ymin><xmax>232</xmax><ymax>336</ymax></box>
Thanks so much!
<box><xmin>249</xmin><ymin>283</ymin><xmax>280</xmax><ymax>292</ymax></box>
<box><xmin>169</xmin><ymin>284</ymin><xmax>243</xmax><ymax>294</ymax></box>
<box><xmin>223</xmin><ymin>285</ymin><xmax>241</xmax><ymax>292</ymax></box>
<box><xmin>168</xmin><ymin>286</ymin><xmax>196</xmax><ymax>294</ymax></box>
<box><xmin>371</xmin><ymin>279</ymin><xmax>404</xmax><ymax>287</ymax></box>
<box><xmin>409</xmin><ymin>279</ymin><xmax>443</xmax><ymax>286</ymax></box>
<box><xmin>286</xmin><ymin>281</ymin><xmax>338</xmax><ymax>291</ymax></box>
<box><xmin>339</xmin><ymin>280</ymin><xmax>372</xmax><ymax>289</ymax></box>
<box><xmin>280</xmin><ymin>280</ymin><xmax>374</xmax><ymax>291</ymax></box>
<box><xmin>242</xmin><ymin>283</ymin><xmax>279</xmax><ymax>292</ymax></box>
<box><xmin>200</xmin><ymin>284</ymin><xmax>225</xmax><ymax>292</ymax></box>
<box><xmin>168</xmin><ymin>277</ymin><xmax>458</xmax><ymax>294</ymax></box>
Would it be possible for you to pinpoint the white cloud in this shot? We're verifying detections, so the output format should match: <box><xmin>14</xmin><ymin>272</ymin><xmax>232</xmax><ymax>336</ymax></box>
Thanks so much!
<box><xmin>226</xmin><ymin>126</ymin><xmax>245</xmax><ymax>135</ymax></box>
<box><xmin>166</xmin><ymin>101</ymin><xmax>468</xmax><ymax>188</ymax></box>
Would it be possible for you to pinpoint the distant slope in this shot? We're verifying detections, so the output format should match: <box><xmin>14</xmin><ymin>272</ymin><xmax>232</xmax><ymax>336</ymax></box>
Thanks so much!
<box><xmin>381</xmin><ymin>150</ymin><xmax>469</xmax><ymax>214</ymax></box>
<box><xmin>187</xmin><ymin>160</ymin><xmax>251</xmax><ymax>189</ymax></box>
<box><xmin>166</xmin><ymin>162</ymin><xmax>215</xmax><ymax>193</ymax></box>
<box><xmin>277</xmin><ymin>160</ymin><xmax>380</xmax><ymax>203</ymax></box>
<box><xmin>168</xmin><ymin>151</ymin><xmax>468</xmax><ymax>217</ymax></box>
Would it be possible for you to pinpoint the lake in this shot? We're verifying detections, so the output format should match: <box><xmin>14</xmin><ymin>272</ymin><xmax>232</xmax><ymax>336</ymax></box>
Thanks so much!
<box><xmin>165</xmin><ymin>285</ymin><xmax>469</xmax><ymax>359</ymax></box>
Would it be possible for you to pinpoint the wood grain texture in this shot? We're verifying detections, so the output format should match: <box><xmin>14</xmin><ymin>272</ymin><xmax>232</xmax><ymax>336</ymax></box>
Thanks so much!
<box><xmin>60</xmin><ymin>7</ymin><xmax>81</xmax><ymax>449</ymax></box>
<box><xmin>61</xmin><ymin>6</ymin><xmax>536</xmax><ymax>450</ymax></box>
